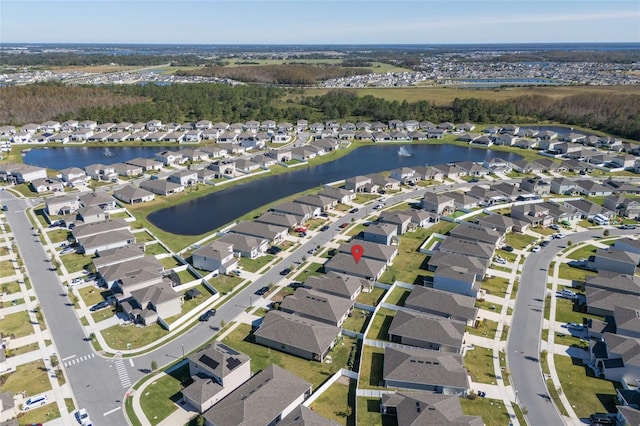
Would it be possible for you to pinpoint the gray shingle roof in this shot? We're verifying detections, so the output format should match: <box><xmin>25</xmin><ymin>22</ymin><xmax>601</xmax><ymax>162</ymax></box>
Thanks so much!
<box><xmin>202</xmin><ymin>364</ymin><xmax>312</xmax><ymax>426</ymax></box>
<box><xmin>388</xmin><ymin>309</ymin><xmax>466</xmax><ymax>350</ymax></box>
<box><xmin>279</xmin><ymin>404</ymin><xmax>340</xmax><ymax>426</ymax></box>
<box><xmin>303</xmin><ymin>271</ymin><xmax>366</xmax><ymax>300</ymax></box>
<box><xmin>383</xmin><ymin>346</ymin><xmax>469</xmax><ymax>390</ymax></box>
<box><xmin>280</xmin><ymin>288</ymin><xmax>354</xmax><ymax>325</ymax></box>
<box><xmin>404</xmin><ymin>286</ymin><xmax>478</xmax><ymax>323</ymax></box>
<box><xmin>382</xmin><ymin>392</ymin><xmax>483</xmax><ymax>426</ymax></box>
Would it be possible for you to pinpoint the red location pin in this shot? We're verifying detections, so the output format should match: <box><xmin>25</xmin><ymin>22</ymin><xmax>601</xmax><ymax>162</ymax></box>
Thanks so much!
<box><xmin>351</xmin><ymin>244</ymin><xmax>364</xmax><ymax>263</ymax></box>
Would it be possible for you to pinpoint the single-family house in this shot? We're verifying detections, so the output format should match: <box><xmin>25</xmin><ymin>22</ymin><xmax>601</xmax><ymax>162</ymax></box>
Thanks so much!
<box><xmin>255</xmin><ymin>212</ymin><xmax>299</xmax><ymax>229</ymax></box>
<box><xmin>139</xmin><ymin>179</ymin><xmax>185</xmax><ymax>196</ymax></box>
<box><xmin>303</xmin><ymin>272</ymin><xmax>366</xmax><ymax>301</ymax></box>
<box><xmin>589</xmin><ymin>248</ymin><xmax>640</xmax><ymax>275</ymax></box>
<box><xmin>318</xmin><ymin>185</ymin><xmax>355</xmax><ymax>204</ymax></box>
<box><xmin>125</xmin><ymin>157</ymin><xmax>163</xmax><ymax>172</ymax></box>
<box><xmin>383</xmin><ymin>347</ymin><xmax>470</xmax><ymax>396</ymax></box>
<box><xmin>388</xmin><ymin>309</ymin><xmax>466</xmax><ymax>353</ymax></box>
<box><xmin>338</xmin><ymin>240</ymin><xmax>398</xmax><ymax>265</ymax></box>
<box><xmin>404</xmin><ymin>286</ymin><xmax>478</xmax><ymax>326</ymax></box>
<box><xmin>182</xmin><ymin>342</ymin><xmax>251</xmax><ymax>414</ymax></box>
<box><xmin>422</xmin><ymin>192</ymin><xmax>455</xmax><ymax>215</ymax></box>
<box><xmin>280</xmin><ymin>288</ymin><xmax>354</xmax><ymax>327</ymax></box>
<box><xmin>168</xmin><ymin>170</ymin><xmax>198</xmax><ymax>186</ymax></box>
<box><xmin>254</xmin><ymin>311</ymin><xmax>339</xmax><ymax>362</ymax></box>
<box><xmin>218</xmin><ymin>233</ymin><xmax>268</xmax><ymax>259</ymax></box>
<box><xmin>30</xmin><ymin>177</ymin><xmax>64</xmax><ymax>193</ymax></box>
<box><xmin>362</xmin><ymin>223</ymin><xmax>398</xmax><ymax>246</ymax></box>
<box><xmin>229</xmin><ymin>221</ymin><xmax>288</xmax><ymax>245</ymax></box>
<box><xmin>128</xmin><ymin>280</ymin><xmax>183</xmax><ymax>325</ymax></box>
<box><xmin>46</xmin><ymin>194</ymin><xmax>81</xmax><ymax>215</ymax></box>
<box><xmin>381</xmin><ymin>392</ymin><xmax>483</xmax><ymax>426</ymax></box>
<box><xmin>191</xmin><ymin>241</ymin><xmax>238</xmax><ymax>275</ymax></box>
<box><xmin>270</xmin><ymin>201</ymin><xmax>319</xmax><ymax>223</ymax></box>
<box><xmin>113</xmin><ymin>185</ymin><xmax>155</xmax><ymax>204</ymax></box>
<box><xmin>323</xmin><ymin>253</ymin><xmax>387</xmax><ymax>281</ymax></box>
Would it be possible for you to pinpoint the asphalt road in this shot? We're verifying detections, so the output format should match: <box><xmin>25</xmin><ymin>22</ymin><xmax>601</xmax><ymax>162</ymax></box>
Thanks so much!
<box><xmin>0</xmin><ymin>192</ymin><xmax>128</xmax><ymax>426</ymax></box>
<box><xmin>507</xmin><ymin>227</ymin><xmax>635</xmax><ymax>426</ymax></box>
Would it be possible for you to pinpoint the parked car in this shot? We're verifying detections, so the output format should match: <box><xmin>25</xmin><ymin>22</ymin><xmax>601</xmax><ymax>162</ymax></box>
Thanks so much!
<box><xmin>567</xmin><ymin>322</ymin><xmax>584</xmax><ymax>331</ymax></box>
<box><xmin>89</xmin><ymin>301</ymin><xmax>110</xmax><ymax>312</ymax></box>
<box><xmin>531</xmin><ymin>245</ymin><xmax>541</xmax><ymax>253</ymax></box>
<box><xmin>70</xmin><ymin>278</ymin><xmax>84</xmax><ymax>286</ymax></box>
<box><xmin>289</xmin><ymin>282</ymin><xmax>304</xmax><ymax>289</ymax></box>
<box><xmin>339</xmin><ymin>223</ymin><xmax>349</xmax><ymax>228</ymax></box>
<box><xmin>495</xmin><ymin>258</ymin><xmax>507</xmax><ymax>265</ymax></box>
<box><xmin>320</xmin><ymin>225</ymin><xmax>330</xmax><ymax>231</ymax></box>
<box><xmin>60</xmin><ymin>247</ymin><xmax>76</xmax><ymax>255</ymax></box>
<box><xmin>349</xmin><ymin>208</ymin><xmax>359</xmax><ymax>213</ymax></box>
<box><xmin>23</xmin><ymin>394</ymin><xmax>48</xmax><ymax>411</ymax></box>
<box><xmin>540</xmin><ymin>240</ymin><xmax>550</xmax><ymax>247</ymax></box>
<box><xmin>279</xmin><ymin>268</ymin><xmax>291</xmax><ymax>276</ymax></box>
<box><xmin>589</xmin><ymin>413</ymin><xmax>614</xmax><ymax>425</ymax></box>
<box><xmin>620</xmin><ymin>224</ymin><xmax>637</xmax><ymax>230</ymax></box>
<box><xmin>502</xmin><ymin>245</ymin><xmax>514</xmax><ymax>252</ymax></box>
<box><xmin>320</xmin><ymin>212</ymin><xmax>329</xmax><ymax>218</ymax></box>
<box><xmin>199</xmin><ymin>309</ymin><xmax>216</xmax><ymax>322</ymax></box>
<box><xmin>76</xmin><ymin>408</ymin><xmax>91</xmax><ymax>425</ymax></box>
<box><xmin>255</xmin><ymin>286</ymin><xmax>269</xmax><ymax>296</ymax></box>
<box><xmin>307</xmin><ymin>248</ymin><xmax>317</xmax><ymax>255</ymax></box>
<box><xmin>230</xmin><ymin>269</ymin><xmax>242</xmax><ymax>277</ymax></box>
<box><xmin>549</xmin><ymin>224</ymin><xmax>560</xmax><ymax>230</ymax></box>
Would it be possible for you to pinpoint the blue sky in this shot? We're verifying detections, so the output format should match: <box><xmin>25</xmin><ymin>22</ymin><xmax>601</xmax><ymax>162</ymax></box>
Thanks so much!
<box><xmin>2</xmin><ymin>1</ymin><xmax>639</xmax><ymax>44</ymax></box>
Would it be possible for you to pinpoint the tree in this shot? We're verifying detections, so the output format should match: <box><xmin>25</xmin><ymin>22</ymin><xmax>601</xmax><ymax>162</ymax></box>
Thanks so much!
<box><xmin>603</xmin><ymin>229</ymin><xmax>610</xmax><ymax>237</ymax></box>
<box><xmin>151</xmin><ymin>360</ymin><xmax>158</xmax><ymax>371</ymax></box>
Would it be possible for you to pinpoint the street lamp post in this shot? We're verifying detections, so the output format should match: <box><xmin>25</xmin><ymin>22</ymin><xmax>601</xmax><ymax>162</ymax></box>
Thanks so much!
<box><xmin>181</xmin><ymin>344</ymin><xmax>185</xmax><ymax>359</ymax></box>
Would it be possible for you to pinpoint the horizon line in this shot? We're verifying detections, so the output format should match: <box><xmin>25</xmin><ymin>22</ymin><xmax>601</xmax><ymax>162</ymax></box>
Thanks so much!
<box><xmin>2</xmin><ymin>41</ymin><xmax>639</xmax><ymax>46</ymax></box>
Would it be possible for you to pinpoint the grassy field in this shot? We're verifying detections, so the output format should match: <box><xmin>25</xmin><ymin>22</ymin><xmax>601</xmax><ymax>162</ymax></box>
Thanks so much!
<box><xmin>341</xmin><ymin>309</ymin><xmax>371</xmax><ymax>333</ymax></box>
<box><xmin>384</xmin><ymin>287</ymin><xmax>410</xmax><ymax>306</ymax></box>
<box><xmin>0</xmin><ymin>260</ymin><xmax>16</xmax><ymax>278</ymax></box>
<box><xmin>0</xmin><ymin>360</ymin><xmax>51</xmax><ymax>396</ymax></box>
<box><xmin>557</xmin><ymin>263</ymin><xmax>594</xmax><ymax>282</ymax></box>
<box><xmin>566</xmin><ymin>244</ymin><xmax>598</xmax><ymax>261</ymax></box>
<box><xmin>60</xmin><ymin>252</ymin><xmax>92</xmax><ymax>274</ymax></box>
<box><xmin>356</xmin><ymin>397</ymin><xmax>389</xmax><ymax>426</ymax></box>
<box><xmin>504</xmin><ymin>232</ymin><xmax>537</xmax><ymax>250</ymax></box>
<box><xmin>209</xmin><ymin>274</ymin><xmax>243</xmax><ymax>295</ymax></box>
<box><xmin>14</xmin><ymin>401</ymin><xmax>61</xmax><ymax>425</ymax></box>
<box><xmin>554</xmin><ymin>355</ymin><xmax>618</xmax><ymax>418</ymax></box>
<box><xmin>464</xmin><ymin>346</ymin><xmax>497</xmax><ymax>384</ymax></box>
<box><xmin>292</xmin><ymin>262</ymin><xmax>323</xmax><ymax>282</ymax></box>
<box><xmin>77</xmin><ymin>285</ymin><xmax>109</xmax><ymax>307</ymax></box>
<box><xmin>139</xmin><ymin>363</ymin><xmax>190</xmax><ymax>426</ymax></box>
<box><xmin>300</xmin><ymin>85</ymin><xmax>640</xmax><ymax>105</ymax></box>
<box><xmin>222</xmin><ymin>324</ymin><xmax>354</xmax><ymax>389</ymax></box>
<box><xmin>554</xmin><ymin>298</ymin><xmax>603</xmax><ymax>325</ymax></box>
<box><xmin>144</xmin><ymin>243</ymin><xmax>169</xmax><ymax>256</ymax></box>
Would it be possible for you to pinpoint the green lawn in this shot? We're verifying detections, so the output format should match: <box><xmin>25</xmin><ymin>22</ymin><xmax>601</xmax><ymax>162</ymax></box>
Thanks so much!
<box><xmin>179</xmin><ymin>283</ymin><xmax>214</xmax><ymax>314</ymax></box>
<box><xmin>0</xmin><ymin>280</ymin><xmax>21</xmax><ymax>294</ymax></box>
<box><xmin>481</xmin><ymin>276</ymin><xmax>510</xmax><ymax>297</ymax></box>
<box><xmin>77</xmin><ymin>286</ymin><xmax>110</xmax><ymax>306</ymax></box>
<box><xmin>5</xmin><ymin>342</ymin><xmax>39</xmax><ymax>357</ymax></box>
<box><xmin>209</xmin><ymin>274</ymin><xmax>243</xmax><ymax>295</ymax></box>
<box><xmin>91</xmin><ymin>308</ymin><xmax>115</xmax><ymax>323</ymax></box>
<box><xmin>356</xmin><ymin>397</ymin><xmax>387</xmax><ymax>426</ymax></box>
<box><xmin>60</xmin><ymin>253</ymin><xmax>92</xmax><ymax>274</ymax></box>
<box><xmin>460</xmin><ymin>396</ymin><xmax>512</xmax><ymax>426</ymax></box>
<box><xmin>566</xmin><ymin>244</ymin><xmax>598</xmax><ymax>261</ymax></box>
<box><xmin>378</xmin><ymin>226</ymin><xmax>449</xmax><ymax>285</ymax></box>
<box><xmin>176</xmin><ymin>269</ymin><xmax>198</xmax><ymax>285</ymax></box>
<box><xmin>555</xmin><ymin>298</ymin><xmax>603</xmax><ymax>324</ymax></box>
<box><xmin>133</xmin><ymin>230</ymin><xmax>156</xmax><ymax>243</ymax></box>
<box><xmin>102</xmin><ymin>323</ymin><xmax>170</xmax><ymax>350</ymax></box>
<box><xmin>554</xmin><ymin>355</ymin><xmax>618</xmax><ymax>418</ymax></box>
<box><xmin>0</xmin><ymin>360</ymin><xmax>51</xmax><ymax>396</ymax></box>
<box><xmin>358</xmin><ymin>345</ymin><xmax>385</xmax><ymax>389</ymax></box>
<box><xmin>139</xmin><ymin>363</ymin><xmax>190</xmax><ymax>426</ymax></box>
<box><xmin>367</xmin><ymin>308</ymin><xmax>396</xmax><ymax>341</ymax></box>
<box><xmin>0</xmin><ymin>260</ymin><xmax>16</xmax><ymax>278</ymax></box>
<box><xmin>144</xmin><ymin>243</ymin><xmax>169</xmax><ymax>256</ymax></box>
<box><xmin>47</xmin><ymin>229</ymin><xmax>71</xmax><ymax>243</ymax></box>
<box><xmin>504</xmin><ymin>232</ymin><xmax>537</xmax><ymax>250</ymax></box>
<box><xmin>557</xmin><ymin>263</ymin><xmax>594</xmax><ymax>282</ymax></box>
<box><xmin>475</xmin><ymin>300</ymin><xmax>502</xmax><ymax>313</ymax></box>
<box><xmin>0</xmin><ymin>311</ymin><xmax>34</xmax><ymax>338</ymax></box>
<box><xmin>292</xmin><ymin>262</ymin><xmax>323</xmax><ymax>282</ymax></box>
<box><xmin>466</xmin><ymin>319</ymin><xmax>499</xmax><ymax>340</ymax></box>
<box><xmin>341</xmin><ymin>309</ymin><xmax>371</xmax><ymax>333</ymax></box>
<box><xmin>353</xmin><ymin>193</ymin><xmax>380</xmax><ymax>204</ymax></box>
<box><xmin>14</xmin><ymin>401</ymin><xmax>61</xmax><ymax>425</ymax></box>
<box><xmin>238</xmin><ymin>254</ymin><xmax>275</xmax><ymax>272</ymax></box>
<box><xmin>355</xmin><ymin>286</ymin><xmax>386</xmax><ymax>306</ymax></box>
<box><xmin>222</xmin><ymin>324</ymin><xmax>355</xmax><ymax>389</ymax></box>
<box><xmin>385</xmin><ymin>287</ymin><xmax>411</xmax><ymax>306</ymax></box>
<box><xmin>310</xmin><ymin>378</ymin><xmax>355</xmax><ymax>425</ymax></box>
<box><xmin>160</xmin><ymin>256</ymin><xmax>182</xmax><ymax>269</ymax></box>
<box><xmin>529</xmin><ymin>226</ymin><xmax>556</xmax><ymax>236</ymax></box>
<box><xmin>464</xmin><ymin>346</ymin><xmax>497</xmax><ymax>384</ymax></box>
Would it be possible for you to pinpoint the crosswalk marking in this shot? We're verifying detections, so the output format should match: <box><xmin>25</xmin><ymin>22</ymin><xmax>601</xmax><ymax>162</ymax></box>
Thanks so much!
<box><xmin>115</xmin><ymin>359</ymin><xmax>131</xmax><ymax>388</ymax></box>
<box><xmin>63</xmin><ymin>353</ymin><xmax>95</xmax><ymax>368</ymax></box>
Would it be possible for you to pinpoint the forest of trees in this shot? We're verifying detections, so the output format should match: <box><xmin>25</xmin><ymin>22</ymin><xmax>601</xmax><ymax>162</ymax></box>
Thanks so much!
<box><xmin>1</xmin><ymin>83</ymin><xmax>638</xmax><ymax>140</ymax></box>
<box><xmin>175</xmin><ymin>64</ymin><xmax>371</xmax><ymax>85</ymax></box>
<box><xmin>0</xmin><ymin>53</ymin><xmax>204</xmax><ymax>67</ymax></box>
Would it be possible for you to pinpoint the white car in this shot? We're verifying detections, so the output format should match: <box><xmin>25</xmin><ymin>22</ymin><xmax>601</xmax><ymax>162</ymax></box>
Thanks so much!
<box><xmin>76</xmin><ymin>408</ymin><xmax>91</xmax><ymax>425</ymax></box>
<box><xmin>70</xmin><ymin>278</ymin><xmax>83</xmax><ymax>286</ymax></box>
<box><xmin>531</xmin><ymin>245</ymin><xmax>541</xmax><ymax>253</ymax></box>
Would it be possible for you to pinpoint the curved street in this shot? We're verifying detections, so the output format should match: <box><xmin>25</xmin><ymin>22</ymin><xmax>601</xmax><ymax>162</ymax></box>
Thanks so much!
<box><xmin>507</xmin><ymin>227</ymin><xmax>636</xmax><ymax>426</ymax></box>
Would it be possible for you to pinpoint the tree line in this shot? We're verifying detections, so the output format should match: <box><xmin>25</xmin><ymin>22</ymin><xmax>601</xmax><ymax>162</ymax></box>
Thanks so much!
<box><xmin>1</xmin><ymin>83</ymin><xmax>638</xmax><ymax>140</ymax></box>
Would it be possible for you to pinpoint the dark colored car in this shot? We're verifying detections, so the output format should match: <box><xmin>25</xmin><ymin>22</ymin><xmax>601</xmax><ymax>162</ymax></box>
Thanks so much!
<box><xmin>199</xmin><ymin>309</ymin><xmax>216</xmax><ymax>321</ymax></box>
<box><xmin>339</xmin><ymin>223</ymin><xmax>349</xmax><ymax>228</ymax></box>
<box><xmin>540</xmin><ymin>240</ymin><xmax>550</xmax><ymax>247</ymax></box>
<box><xmin>502</xmin><ymin>245</ymin><xmax>514</xmax><ymax>252</ymax></box>
<box><xmin>289</xmin><ymin>282</ymin><xmax>304</xmax><ymax>289</ymax></box>
<box><xmin>350</xmin><ymin>208</ymin><xmax>359</xmax><ymax>213</ymax></box>
<box><xmin>89</xmin><ymin>301</ymin><xmax>109</xmax><ymax>312</ymax></box>
<box><xmin>255</xmin><ymin>286</ymin><xmax>270</xmax><ymax>296</ymax></box>
<box><xmin>280</xmin><ymin>268</ymin><xmax>291</xmax><ymax>276</ymax></box>
<box><xmin>320</xmin><ymin>225</ymin><xmax>330</xmax><ymax>231</ymax></box>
